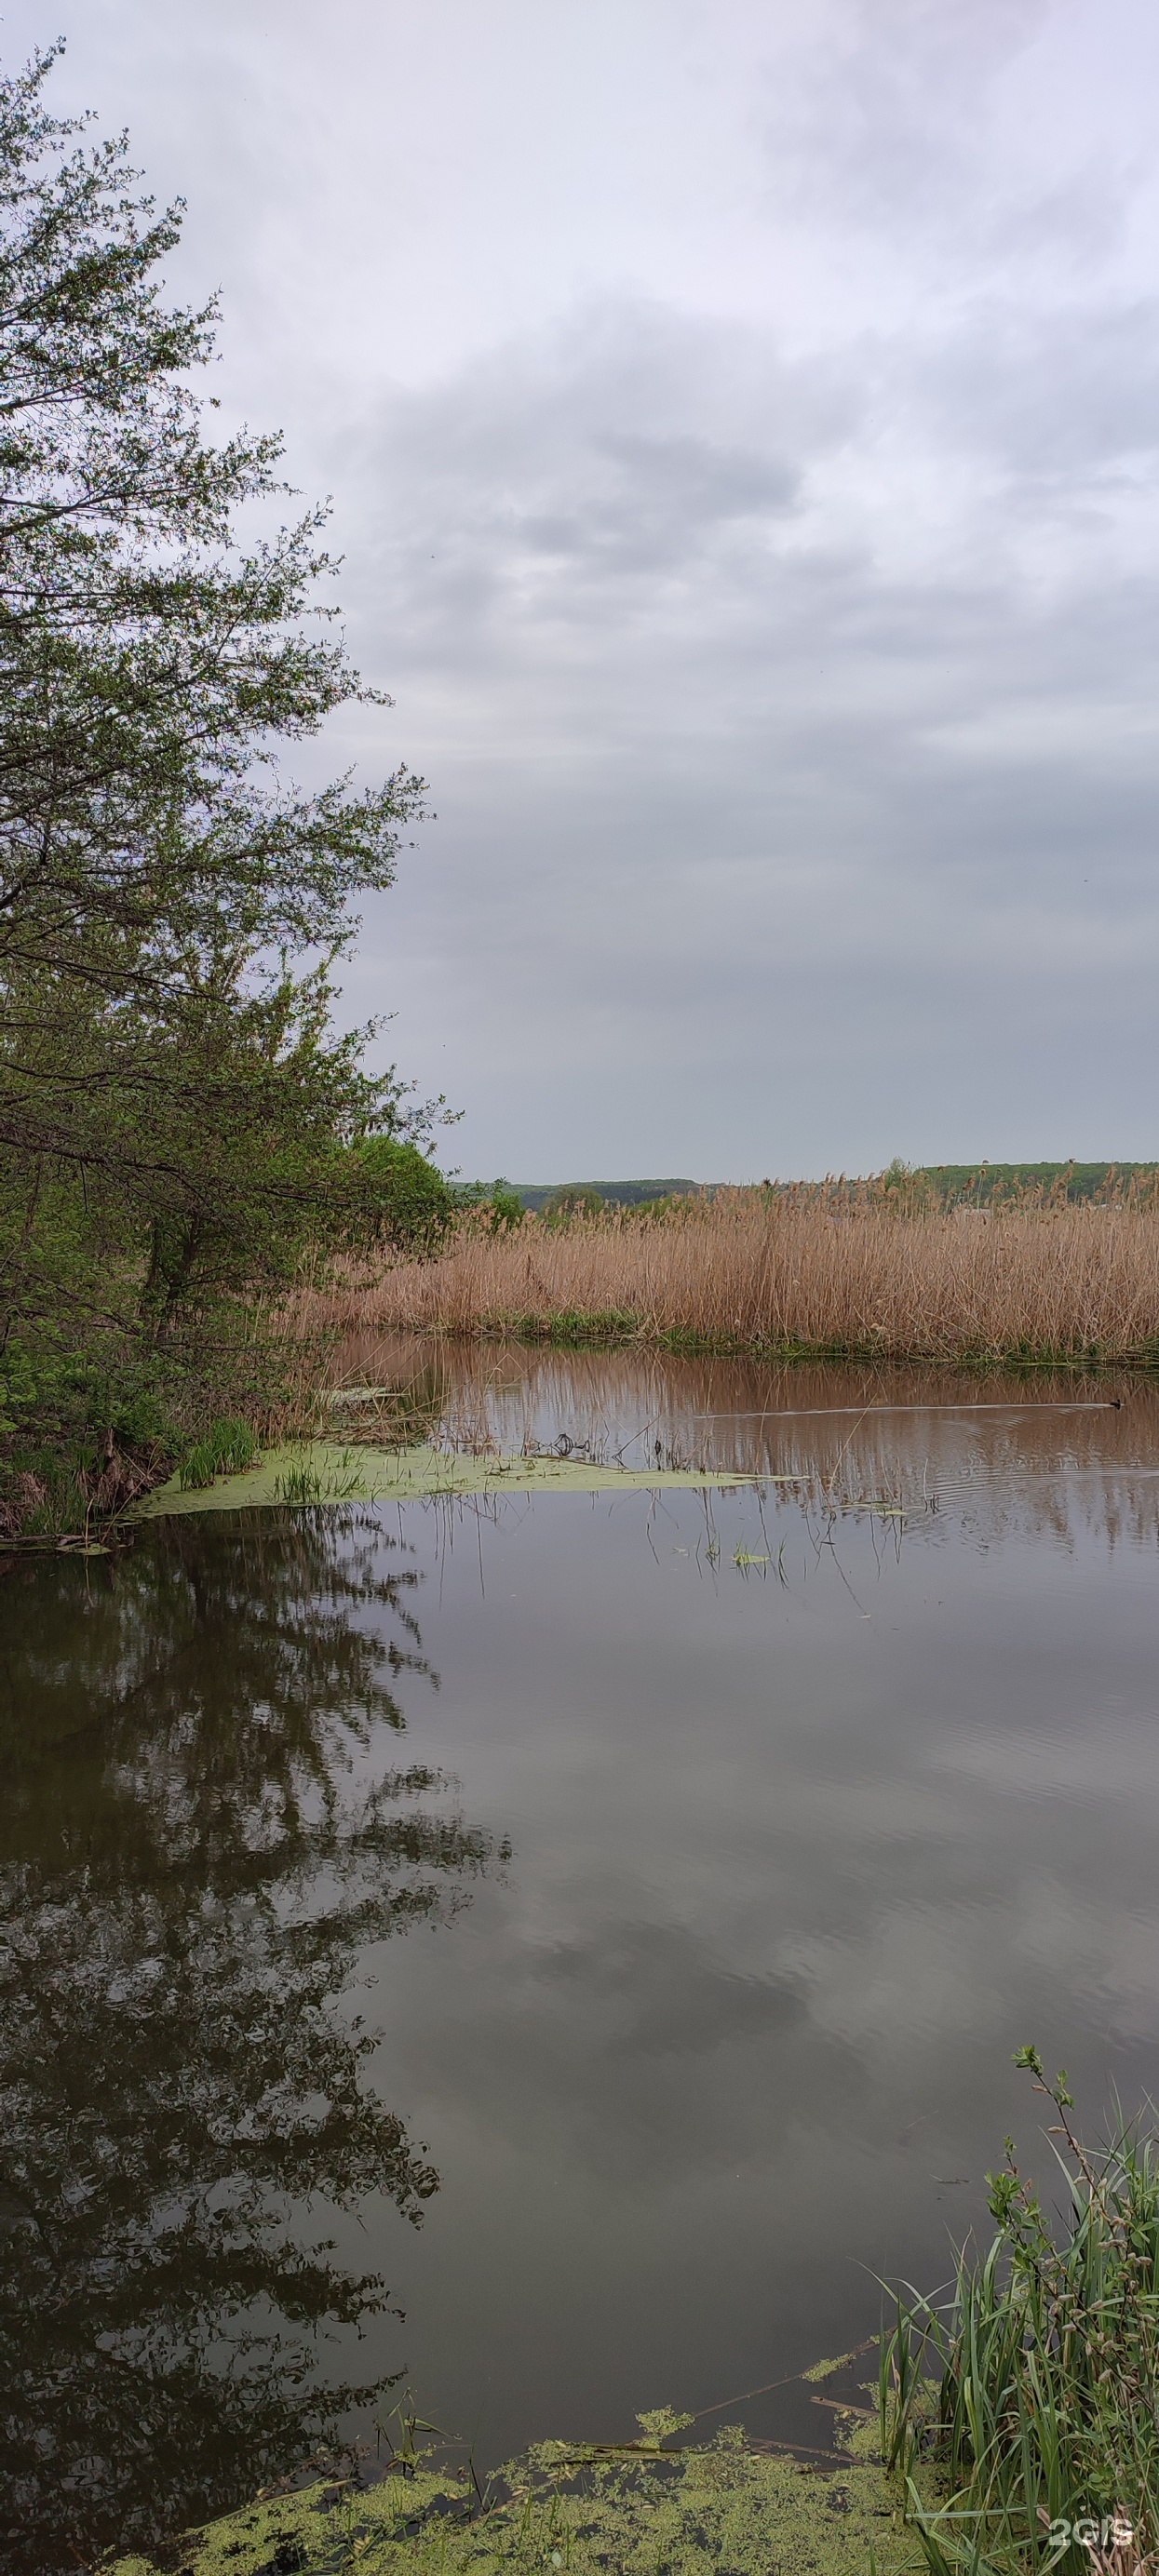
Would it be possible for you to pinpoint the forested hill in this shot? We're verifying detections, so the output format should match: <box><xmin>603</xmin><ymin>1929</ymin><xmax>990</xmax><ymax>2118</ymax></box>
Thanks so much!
<box><xmin>504</xmin><ymin>1166</ymin><xmax>1158</xmax><ymax>1212</ymax></box>
<box><xmin>910</xmin><ymin>1162</ymin><xmax>1159</xmax><ymax>1203</ymax></box>
<box><xmin>510</xmin><ymin>1180</ymin><xmax>699</xmax><ymax>1211</ymax></box>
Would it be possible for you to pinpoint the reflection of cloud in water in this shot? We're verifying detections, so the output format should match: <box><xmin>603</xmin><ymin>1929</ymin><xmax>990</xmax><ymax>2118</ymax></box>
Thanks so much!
<box><xmin>374</xmin><ymin>1452</ymin><xmax>1159</xmax><ymax>2230</ymax></box>
<box><xmin>532</xmin><ymin>1917</ymin><xmax>806</xmax><ymax>2058</ymax></box>
<box><xmin>373</xmin><ymin>1909</ymin><xmax>843</xmax><ymax>2186</ymax></box>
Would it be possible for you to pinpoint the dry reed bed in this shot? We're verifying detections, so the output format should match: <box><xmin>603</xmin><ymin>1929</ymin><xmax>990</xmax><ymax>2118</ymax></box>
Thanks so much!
<box><xmin>290</xmin><ymin>1197</ymin><xmax>1159</xmax><ymax>1363</ymax></box>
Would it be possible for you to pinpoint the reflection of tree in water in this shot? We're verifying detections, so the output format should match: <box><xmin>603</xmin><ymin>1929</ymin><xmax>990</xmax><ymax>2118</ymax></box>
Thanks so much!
<box><xmin>0</xmin><ymin>1509</ymin><xmax>505</xmax><ymax>2574</ymax></box>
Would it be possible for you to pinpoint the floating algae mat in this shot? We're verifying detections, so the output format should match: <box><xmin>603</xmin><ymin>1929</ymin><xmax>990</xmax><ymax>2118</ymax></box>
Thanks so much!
<box><xmin>108</xmin><ymin>2414</ymin><xmax>914</xmax><ymax>2576</ymax></box>
<box><xmin>136</xmin><ymin>1440</ymin><xmax>755</xmax><ymax>1515</ymax></box>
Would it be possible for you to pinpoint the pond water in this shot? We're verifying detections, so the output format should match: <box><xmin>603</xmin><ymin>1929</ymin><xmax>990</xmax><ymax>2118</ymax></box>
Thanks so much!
<box><xmin>6</xmin><ymin>1342</ymin><xmax>1159</xmax><ymax>2569</ymax></box>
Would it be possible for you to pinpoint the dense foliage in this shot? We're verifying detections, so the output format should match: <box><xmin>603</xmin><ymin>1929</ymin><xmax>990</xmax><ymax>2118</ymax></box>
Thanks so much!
<box><xmin>0</xmin><ymin>44</ymin><xmax>448</xmax><ymax>1501</ymax></box>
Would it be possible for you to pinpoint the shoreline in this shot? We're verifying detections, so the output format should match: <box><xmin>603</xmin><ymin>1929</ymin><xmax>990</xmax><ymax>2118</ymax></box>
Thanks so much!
<box><xmin>317</xmin><ymin>1311</ymin><xmax>1159</xmax><ymax>1367</ymax></box>
<box><xmin>106</xmin><ymin>2360</ymin><xmax>910</xmax><ymax>2576</ymax></box>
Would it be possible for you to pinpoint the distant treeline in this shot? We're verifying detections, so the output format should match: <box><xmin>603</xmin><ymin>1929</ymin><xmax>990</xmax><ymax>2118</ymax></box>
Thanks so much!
<box><xmin>504</xmin><ymin>1164</ymin><xmax>1159</xmax><ymax>1213</ymax></box>
<box><xmin>509</xmin><ymin>1179</ymin><xmax>699</xmax><ymax>1212</ymax></box>
<box><xmin>905</xmin><ymin>1161</ymin><xmax>1159</xmax><ymax>1205</ymax></box>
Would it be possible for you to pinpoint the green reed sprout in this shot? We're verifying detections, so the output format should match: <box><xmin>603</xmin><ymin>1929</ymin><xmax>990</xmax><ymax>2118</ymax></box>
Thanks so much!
<box><xmin>883</xmin><ymin>2050</ymin><xmax>1159</xmax><ymax>2576</ymax></box>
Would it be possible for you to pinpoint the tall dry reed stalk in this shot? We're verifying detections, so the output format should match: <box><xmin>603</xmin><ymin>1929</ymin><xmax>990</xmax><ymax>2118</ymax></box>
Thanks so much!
<box><xmin>283</xmin><ymin>1191</ymin><xmax>1159</xmax><ymax>1365</ymax></box>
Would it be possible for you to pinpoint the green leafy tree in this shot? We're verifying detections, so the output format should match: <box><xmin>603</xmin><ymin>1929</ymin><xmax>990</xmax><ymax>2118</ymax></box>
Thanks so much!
<box><xmin>341</xmin><ymin>1134</ymin><xmax>457</xmax><ymax>1260</ymax></box>
<box><xmin>0</xmin><ymin>43</ymin><xmax>438</xmax><ymax>1409</ymax></box>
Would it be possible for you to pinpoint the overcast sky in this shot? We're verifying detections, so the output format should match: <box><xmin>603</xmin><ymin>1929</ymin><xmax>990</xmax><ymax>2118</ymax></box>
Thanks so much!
<box><xmin>12</xmin><ymin>0</ymin><xmax>1159</xmax><ymax>1178</ymax></box>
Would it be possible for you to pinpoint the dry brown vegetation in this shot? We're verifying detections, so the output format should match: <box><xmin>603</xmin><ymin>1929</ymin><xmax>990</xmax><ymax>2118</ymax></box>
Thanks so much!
<box><xmin>288</xmin><ymin>1187</ymin><xmax>1159</xmax><ymax>1365</ymax></box>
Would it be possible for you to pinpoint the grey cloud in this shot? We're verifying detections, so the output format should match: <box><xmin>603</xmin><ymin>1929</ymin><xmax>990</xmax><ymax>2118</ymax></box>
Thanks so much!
<box><xmin>982</xmin><ymin>166</ymin><xmax>1128</xmax><ymax>275</ymax></box>
<box><xmin>17</xmin><ymin>0</ymin><xmax>1159</xmax><ymax>1174</ymax></box>
<box><xmin>519</xmin><ymin>434</ymin><xmax>800</xmax><ymax>576</ymax></box>
<box><xmin>346</xmin><ymin>303</ymin><xmax>850</xmax><ymax>665</ymax></box>
<box><xmin>332</xmin><ymin>262</ymin><xmax>1159</xmax><ymax>1170</ymax></box>
<box><xmin>759</xmin><ymin>0</ymin><xmax>1070</xmax><ymax>258</ymax></box>
<box><xmin>913</xmin><ymin>298</ymin><xmax>1159</xmax><ymax>477</ymax></box>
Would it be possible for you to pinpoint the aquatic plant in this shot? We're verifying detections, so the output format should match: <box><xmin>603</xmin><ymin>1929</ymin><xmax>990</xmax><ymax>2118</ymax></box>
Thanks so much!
<box><xmin>883</xmin><ymin>2050</ymin><xmax>1159</xmax><ymax>2576</ymax></box>
<box><xmin>105</xmin><ymin>2405</ymin><xmax>906</xmax><ymax>2576</ymax></box>
<box><xmin>273</xmin><ymin>1445</ymin><xmax>363</xmax><ymax>1503</ymax></box>
<box><xmin>179</xmin><ymin>1416</ymin><xmax>260</xmax><ymax>1488</ymax></box>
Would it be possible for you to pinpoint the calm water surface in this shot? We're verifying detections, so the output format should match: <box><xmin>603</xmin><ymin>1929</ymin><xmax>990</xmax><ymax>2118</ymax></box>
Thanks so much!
<box><xmin>6</xmin><ymin>1346</ymin><xmax>1159</xmax><ymax>2568</ymax></box>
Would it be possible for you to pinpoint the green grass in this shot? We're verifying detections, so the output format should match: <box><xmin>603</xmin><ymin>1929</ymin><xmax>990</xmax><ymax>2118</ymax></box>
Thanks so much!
<box><xmin>883</xmin><ymin>2050</ymin><xmax>1159</xmax><ymax>2576</ymax></box>
<box><xmin>178</xmin><ymin>1416</ymin><xmax>260</xmax><ymax>1489</ymax></box>
<box><xmin>465</xmin><ymin>1307</ymin><xmax>650</xmax><ymax>1348</ymax></box>
<box><xmin>0</xmin><ymin>1409</ymin><xmax>251</xmax><ymax>1538</ymax></box>
<box><xmin>272</xmin><ymin>1447</ymin><xmax>365</xmax><ymax>1503</ymax></box>
<box><xmin>0</xmin><ymin>1423</ymin><xmax>181</xmax><ymax>1541</ymax></box>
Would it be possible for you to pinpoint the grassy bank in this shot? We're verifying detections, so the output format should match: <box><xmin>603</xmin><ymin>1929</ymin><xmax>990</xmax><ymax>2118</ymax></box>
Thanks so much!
<box><xmin>0</xmin><ymin>1352</ymin><xmax>320</xmax><ymax>1547</ymax></box>
<box><xmin>287</xmin><ymin>1193</ymin><xmax>1159</xmax><ymax>1369</ymax></box>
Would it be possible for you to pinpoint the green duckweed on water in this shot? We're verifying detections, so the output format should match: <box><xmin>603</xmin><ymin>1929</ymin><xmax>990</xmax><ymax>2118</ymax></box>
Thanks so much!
<box><xmin>107</xmin><ymin>2409</ymin><xmax>924</xmax><ymax>2576</ymax></box>
<box><xmin>135</xmin><ymin>1441</ymin><xmax>761</xmax><ymax>1516</ymax></box>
